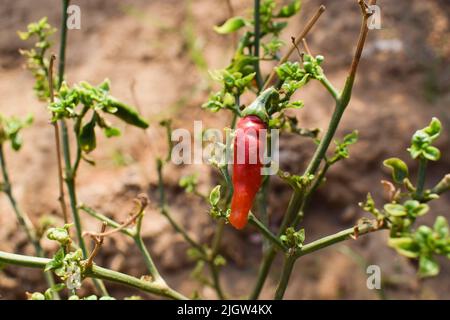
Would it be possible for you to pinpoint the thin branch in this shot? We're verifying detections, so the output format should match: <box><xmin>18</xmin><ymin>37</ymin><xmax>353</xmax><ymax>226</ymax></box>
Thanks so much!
<box><xmin>254</xmin><ymin>0</ymin><xmax>263</xmax><ymax>91</ymax></box>
<box><xmin>301</xmin><ymin>38</ymin><xmax>312</xmax><ymax>56</ymax></box>
<box><xmin>49</xmin><ymin>54</ymin><xmax>68</xmax><ymax>224</ymax></box>
<box><xmin>79</xmin><ymin>204</ymin><xmax>135</xmax><ymax>237</ymax></box>
<box><xmin>414</xmin><ymin>158</ymin><xmax>427</xmax><ymax>201</ymax></box>
<box><xmin>0</xmin><ymin>250</ymin><xmax>188</xmax><ymax>300</ymax></box>
<box><xmin>249</xmin><ymin>213</ymin><xmax>287</xmax><ymax>252</ymax></box>
<box><xmin>274</xmin><ymin>220</ymin><xmax>385</xmax><ymax>299</ymax></box>
<box><xmin>431</xmin><ymin>174</ymin><xmax>450</xmax><ymax>195</ymax></box>
<box><xmin>85</xmin><ymin>222</ymin><xmax>107</xmax><ymax>268</ymax></box>
<box><xmin>80</xmin><ymin>198</ymin><xmax>165</xmax><ymax>284</ymax></box>
<box><xmin>83</xmin><ymin>195</ymin><xmax>147</xmax><ymax>238</ymax></box>
<box><xmin>263</xmin><ymin>5</ymin><xmax>326</xmax><ymax>90</ymax></box>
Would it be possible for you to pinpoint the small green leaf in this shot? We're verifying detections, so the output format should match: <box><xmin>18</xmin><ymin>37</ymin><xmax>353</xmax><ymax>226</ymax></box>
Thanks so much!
<box><xmin>388</xmin><ymin>237</ymin><xmax>420</xmax><ymax>258</ymax></box>
<box><xmin>384</xmin><ymin>203</ymin><xmax>406</xmax><ymax>217</ymax></box>
<box><xmin>209</xmin><ymin>185</ymin><xmax>221</xmax><ymax>207</ymax></box>
<box><xmin>106</xmin><ymin>100</ymin><xmax>149</xmax><ymax>129</ymax></box>
<box><xmin>423</xmin><ymin>146</ymin><xmax>441</xmax><ymax>161</ymax></box>
<box><xmin>79</xmin><ymin>114</ymin><xmax>97</xmax><ymax>153</ymax></box>
<box><xmin>424</xmin><ymin>117</ymin><xmax>442</xmax><ymax>138</ymax></box>
<box><xmin>419</xmin><ymin>255</ymin><xmax>439</xmax><ymax>277</ymax></box>
<box><xmin>104</xmin><ymin>126</ymin><xmax>121</xmax><ymax>138</ymax></box>
<box><xmin>214</xmin><ymin>17</ymin><xmax>248</xmax><ymax>34</ymax></box>
<box><xmin>276</xmin><ymin>0</ymin><xmax>302</xmax><ymax>17</ymax></box>
<box><xmin>434</xmin><ymin>216</ymin><xmax>449</xmax><ymax>238</ymax></box>
<box><xmin>383</xmin><ymin>158</ymin><xmax>409</xmax><ymax>184</ymax></box>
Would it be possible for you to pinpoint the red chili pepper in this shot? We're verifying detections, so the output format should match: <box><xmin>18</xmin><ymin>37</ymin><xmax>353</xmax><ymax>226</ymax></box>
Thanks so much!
<box><xmin>228</xmin><ymin>88</ymin><xmax>277</xmax><ymax>230</ymax></box>
<box><xmin>230</xmin><ymin>115</ymin><xmax>267</xmax><ymax>229</ymax></box>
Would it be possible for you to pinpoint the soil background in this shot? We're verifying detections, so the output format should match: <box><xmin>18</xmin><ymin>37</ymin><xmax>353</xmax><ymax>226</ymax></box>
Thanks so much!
<box><xmin>0</xmin><ymin>0</ymin><xmax>449</xmax><ymax>299</ymax></box>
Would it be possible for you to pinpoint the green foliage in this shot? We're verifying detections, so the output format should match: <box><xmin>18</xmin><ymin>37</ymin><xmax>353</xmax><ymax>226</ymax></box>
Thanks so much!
<box><xmin>208</xmin><ymin>185</ymin><xmax>229</xmax><ymax>220</ymax></box>
<box><xmin>280</xmin><ymin>227</ymin><xmax>305</xmax><ymax>250</ymax></box>
<box><xmin>179</xmin><ymin>174</ymin><xmax>199</xmax><ymax>194</ymax></box>
<box><xmin>360</xmin><ymin>118</ymin><xmax>449</xmax><ymax>278</ymax></box>
<box><xmin>18</xmin><ymin>17</ymin><xmax>56</xmax><ymax>100</ymax></box>
<box><xmin>383</xmin><ymin>158</ymin><xmax>409</xmax><ymax>184</ymax></box>
<box><xmin>389</xmin><ymin>216</ymin><xmax>450</xmax><ymax>277</ymax></box>
<box><xmin>0</xmin><ymin>114</ymin><xmax>33</xmax><ymax>151</ymax></box>
<box><xmin>49</xmin><ymin>79</ymin><xmax>148</xmax><ymax>156</ymax></box>
<box><xmin>46</xmin><ymin>224</ymin><xmax>72</xmax><ymax>245</ymax></box>
<box><xmin>214</xmin><ymin>17</ymin><xmax>249</xmax><ymax>34</ymax></box>
<box><xmin>329</xmin><ymin>131</ymin><xmax>359</xmax><ymax>164</ymax></box>
<box><xmin>408</xmin><ymin>118</ymin><xmax>442</xmax><ymax>161</ymax></box>
<box><xmin>278</xmin><ymin>171</ymin><xmax>314</xmax><ymax>191</ymax></box>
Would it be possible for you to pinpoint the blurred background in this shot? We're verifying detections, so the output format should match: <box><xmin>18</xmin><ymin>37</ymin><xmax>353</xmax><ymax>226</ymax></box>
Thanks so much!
<box><xmin>0</xmin><ymin>0</ymin><xmax>448</xmax><ymax>299</ymax></box>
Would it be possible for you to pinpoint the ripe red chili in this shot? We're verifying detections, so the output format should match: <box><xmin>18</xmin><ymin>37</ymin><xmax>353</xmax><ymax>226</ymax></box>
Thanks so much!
<box><xmin>230</xmin><ymin>115</ymin><xmax>267</xmax><ymax>229</ymax></box>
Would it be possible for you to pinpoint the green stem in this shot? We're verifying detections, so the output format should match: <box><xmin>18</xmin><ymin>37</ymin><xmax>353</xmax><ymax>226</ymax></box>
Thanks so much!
<box><xmin>133</xmin><ymin>234</ymin><xmax>165</xmax><ymax>284</ymax></box>
<box><xmin>274</xmin><ymin>255</ymin><xmax>296</xmax><ymax>300</ymax></box>
<box><xmin>57</xmin><ymin>0</ymin><xmax>69</xmax><ymax>89</ymax></box>
<box><xmin>431</xmin><ymin>174</ymin><xmax>450</xmax><ymax>195</ymax></box>
<box><xmin>415</xmin><ymin>158</ymin><xmax>427</xmax><ymax>201</ymax></box>
<box><xmin>208</xmin><ymin>220</ymin><xmax>226</xmax><ymax>299</ymax></box>
<box><xmin>0</xmin><ymin>145</ymin><xmax>59</xmax><ymax>298</ymax></box>
<box><xmin>157</xmin><ymin>160</ymin><xmax>206</xmax><ymax>255</ymax></box>
<box><xmin>0</xmin><ymin>250</ymin><xmax>188</xmax><ymax>300</ymax></box>
<box><xmin>253</xmin><ymin>0</ymin><xmax>263</xmax><ymax>91</ymax></box>
<box><xmin>319</xmin><ymin>76</ymin><xmax>340</xmax><ymax>101</ymax></box>
<box><xmin>274</xmin><ymin>222</ymin><xmax>384</xmax><ymax>299</ymax></box>
<box><xmin>134</xmin><ymin>214</ymin><xmax>164</xmax><ymax>283</ymax></box>
<box><xmin>249</xmin><ymin>189</ymin><xmax>304</xmax><ymax>299</ymax></box>
<box><xmin>249</xmin><ymin>214</ymin><xmax>286</xmax><ymax>252</ymax></box>
<box><xmin>79</xmin><ymin>204</ymin><xmax>134</xmax><ymax>237</ymax></box>
<box><xmin>249</xmin><ymin>248</ymin><xmax>276</xmax><ymax>299</ymax></box>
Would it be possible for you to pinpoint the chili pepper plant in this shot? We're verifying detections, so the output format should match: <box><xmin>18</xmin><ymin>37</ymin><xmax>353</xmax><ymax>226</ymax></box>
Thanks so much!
<box><xmin>0</xmin><ymin>0</ymin><xmax>449</xmax><ymax>300</ymax></box>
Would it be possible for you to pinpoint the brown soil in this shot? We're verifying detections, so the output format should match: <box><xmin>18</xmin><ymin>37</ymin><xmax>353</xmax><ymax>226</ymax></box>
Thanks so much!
<box><xmin>0</xmin><ymin>0</ymin><xmax>449</xmax><ymax>299</ymax></box>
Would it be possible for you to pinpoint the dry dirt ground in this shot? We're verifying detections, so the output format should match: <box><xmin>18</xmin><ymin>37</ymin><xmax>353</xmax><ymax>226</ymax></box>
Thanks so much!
<box><xmin>0</xmin><ymin>0</ymin><xmax>449</xmax><ymax>299</ymax></box>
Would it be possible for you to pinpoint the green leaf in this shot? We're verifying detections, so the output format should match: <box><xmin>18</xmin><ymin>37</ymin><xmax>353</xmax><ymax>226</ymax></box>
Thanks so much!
<box><xmin>383</xmin><ymin>158</ymin><xmax>409</xmax><ymax>184</ymax></box>
<box><xmin>343</xmin><ymin>131</ymin><xmax>359</xmax><ymax>145</ymax></box>
<box><xmin>423</xmin><ymin>146</ymin><xmax>441</xmax><ymax>161</ymax></box>
<box><xmin>419</xmin><ymin>255</ymin><xmax>439</xmax><ymax>277</ymax></box>
<box><xmin>179</xmin><ymin>174</ymin><xmax>198</xmax><ymax>194</ymax></box>
<box><xmin>384</xmin><ymin>203</ymin><xmax>406</xmax><ymax>217</ymax></box>
<box><xmin>424</xmin><ymin>117</ymin><xmax>442</xmax><ymax>138</ymax></box>
<box><xmin>276</xmin><ymin>0</ymin><xmax>302</xmax><ymax>18</ymax></box>
<box><xmin>214</xmin><ymin>17</ymin><xmax>248</xmax><ymax>34</ymax></box>
<box><xmin>209</xmin><ymin>185</ymin><xmax>221</xmax><ymax>207</ymax></box>
<box><xmin>104</xmin><ymin>126</ymin><xmax>121</xmax><ymax>138</ymax></box>
<box><xmin>79</xmin><ymin>114</ymin><xmax>97</xmax><ymax>153</ymax></box>
<box><xmin>434</xmin><ymin>216</ymin><xmax>449</xmax><ymax>238</ymax></box>
<box><xmin>106</xmin><ymin>100</ymin><xmax>149</xmax><ymax>129</ymax></box>
<box><xmin>388</xmin><ymin>237</ymin><xmax>420</xmax><ymax>258</ymax></box>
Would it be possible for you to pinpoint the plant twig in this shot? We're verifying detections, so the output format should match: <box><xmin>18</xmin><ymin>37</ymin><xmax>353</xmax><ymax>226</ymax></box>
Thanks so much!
<box><xmin>263</xmin><ymin>5</ymin><xmax>326</xmax><ymax>90</ymax></box>
<box><xmin>253</xmin><ymin>0</ymin><xmax>263</xmax><ymax>91</ymax></box>
<box><xmin>0</xmin><ymin>250</ymin><xmax>188</xmax><ymax>300</ymax></box>
<box><xmin>414</xmin><ymin>158</ymin><xmax>427</xmax><ymax>201</ymax></box>
<box><xmin>48</xmin><ymin>54</ymin><xmax>68</xmax><ymax>224</ymax></box>
<box><xmin>85</xmin><ymin>222</ymin><xmax>107</xmax><ymax>268</ymax></box>
<box><xmin>249</xmin><ymin>213</ymin><xmax>287</xmax><ymax>252</ymax></box>
<box><xmin>157</xmin><ymin>160</ymin><xmax>206</xmax><ymax>255</ymax></box>
<box><xmin>274</xmin><ymin>220</ymin><xmax>385</xmax><ymax>299</ymax></box>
